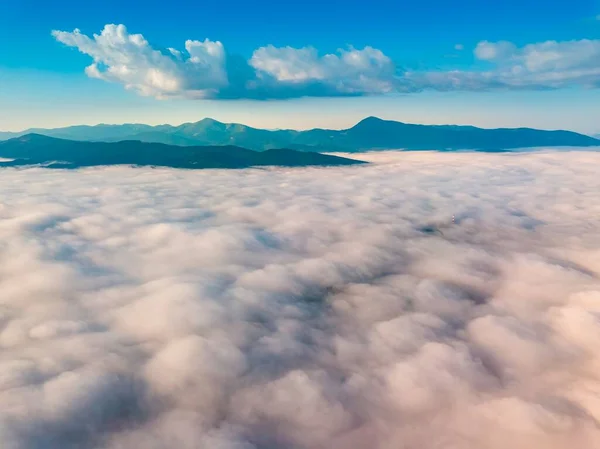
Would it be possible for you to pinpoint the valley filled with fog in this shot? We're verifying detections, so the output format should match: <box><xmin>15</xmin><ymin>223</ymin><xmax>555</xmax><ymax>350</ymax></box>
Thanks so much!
<box><xmin>1</xmin><ymin>150</ymin><xmax>600</xmax><ymax>448</ymax></box>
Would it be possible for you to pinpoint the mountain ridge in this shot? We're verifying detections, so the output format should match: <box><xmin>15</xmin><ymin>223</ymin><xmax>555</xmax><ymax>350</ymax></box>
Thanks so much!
<box><xmin>1</xmin><ymin>117</ymin><xmax>598</xmax><ymax>152</ymax></box>
<box><xmin>0</xmin><ymin>134</ymin><xmax>365</xmax><ymax>169</ymax></box>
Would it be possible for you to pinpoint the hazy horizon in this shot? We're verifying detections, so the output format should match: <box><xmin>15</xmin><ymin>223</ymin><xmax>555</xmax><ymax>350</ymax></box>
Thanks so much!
<box><xmin>1</xmin><ymin>113</ymin><xmax>598</xmax><ymax>135</ymax></box>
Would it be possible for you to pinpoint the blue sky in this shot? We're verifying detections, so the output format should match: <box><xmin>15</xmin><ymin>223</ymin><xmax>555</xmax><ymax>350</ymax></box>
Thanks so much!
<box><xmin>1</xmin><ymin>0</ymin><xmax>600</xmax><ymax>132</ymax></box>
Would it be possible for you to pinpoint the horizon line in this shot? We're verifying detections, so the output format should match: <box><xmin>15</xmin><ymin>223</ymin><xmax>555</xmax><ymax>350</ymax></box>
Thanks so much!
<box><xmin>0</xmin><ymin>116</ymin><xmax>594</xmax><ymax>136</ymax></box>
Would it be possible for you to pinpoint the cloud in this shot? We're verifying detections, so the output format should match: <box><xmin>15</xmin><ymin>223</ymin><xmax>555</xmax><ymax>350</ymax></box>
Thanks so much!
<box><xmin>454</xmin><ymin>44</ymin><xmax>465</xmax><ymax>51</ymax></box>
<box><xmin>474</xmin><ymin>40</ymin><xmax>517</xmax><ymax>61</ymax></box>
<box><xmin>52</xmin><ymin>24</ymin><xmax>399</xmax><ymax>100</ymax></box>
<box><xmin>52</xmin><ymin>24</ymin><xmax>600</xmax><ymax>98</ymax></box>
<box><xmin>52</xmin><ymin>25</ymin><xmax>227</xmax><ymax>99</ymax></box>
<box><xmin>478</xmin><ymin>39</ymin><xmax>600</xmax><ymax>84</ymax></box>
<box><xmin>249</xmin><ymin>45</ymin><xmax>396</xmax><ymax>96</ymax></box>
<box><xmin>1</xmin><ymin>150</ymin><xmax>600</xmax><ymax>448</ymax></box>
<box><xmin>409</xmin><ymin>39</ymin><xmax>600</xmax><ymax>91</ymax></box>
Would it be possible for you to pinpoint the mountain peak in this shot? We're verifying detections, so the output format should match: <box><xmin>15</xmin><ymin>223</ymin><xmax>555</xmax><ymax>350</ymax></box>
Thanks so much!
<box><xmin>178</xmin><ymin>118</ymin><xmax>227</xmax><ymax>132</ymax></box>
<box><xmin>196</xmin><ymin>118</ymin><xmax>230</xmax><ymax>128</ymax></box>
<box><xmin>350</xmin><ymin>116</ymin><xmax>407</xmax><ymax>132</ymax></box>
<box><xmin>357</xmin><ymin>116</ymin><xmax>384</xmax><ymax>125</ymax></box>
<box><xmin>198</xmin><ymin>117</ymin><xmax>222</xmax><ymax>125</ymax></box>
<box><xmin>365</xmin><ymin>116</ymin><xmax>383</xmax><ymax>121</ymax></box>
<box><xmin>12</xmin><ymin>133</ymin><xmax>58</xmax><ymax>143</ymax></box>
<box><xmin>352</xmin><ymin>116</ymin><xmax>406</xmax><ymax>128</ymax></box>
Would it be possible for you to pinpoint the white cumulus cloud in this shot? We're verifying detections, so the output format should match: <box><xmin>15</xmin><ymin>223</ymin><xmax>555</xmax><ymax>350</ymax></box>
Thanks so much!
<box><xmin>474</xmin><ymin>40</ymin><xmax>517</xmax><ymax>61</ymax></box>
<box><xmin>250</xmin><ymin>45</ymin><xmax>397</xmax><ymax>95</ymax></box>
<box><xmin>410</xmin><ymin>39</ymin><xmax>600</xmax><ymax>91</ymax></box>
<box><xmin>52</xmin><ymin>24</ymin><xmax>600</xmax><ymax>98</ymax></box>
<box><xmin>1</xmin><ymin>150</ymin><xmax>600</xmax><ymax>448</ymax></box>
<box><xmin>52</xmin><ymin>24</ymin><xmax>399</xmax><ymax>100</ymax></box>
<box><xmin>52</xmin><ymin>24</ymin><xmax>228</xmax><ymax>99</ymax></box>
<box><xmin>479</xmin><ymin>39</ymin><xmax>600</xmax><ymax>84</ymax></box>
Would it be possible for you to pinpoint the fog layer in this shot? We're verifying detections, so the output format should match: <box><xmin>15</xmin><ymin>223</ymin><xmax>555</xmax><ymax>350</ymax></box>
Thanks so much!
<box><xmin>1</xmin><ymin>151</ymin><xmax>600</xmax><ymax>448</ymax></box>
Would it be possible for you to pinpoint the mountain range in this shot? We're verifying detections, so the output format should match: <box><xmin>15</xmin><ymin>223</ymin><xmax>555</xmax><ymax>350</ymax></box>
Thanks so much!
<box><xmin>1</xmin><ymin>117</ymin><xmax>598</xmax><ymax>152</ymax></box>
<box><xmin>0</xmin><ymin>134</ymin><xmax>364</xmax><ymax>169</ymax></box>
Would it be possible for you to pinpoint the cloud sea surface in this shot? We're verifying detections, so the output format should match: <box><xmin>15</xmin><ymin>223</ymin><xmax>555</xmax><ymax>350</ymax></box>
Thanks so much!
<box><xmin>1</xmin><ymin>150</ymin><xmax>600</xmax><ymax>448</ymax></box>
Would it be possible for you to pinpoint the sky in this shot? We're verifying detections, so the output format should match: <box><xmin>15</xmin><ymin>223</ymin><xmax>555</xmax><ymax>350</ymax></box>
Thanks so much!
<box><xmin>1</xmin><ymin>0</ymin><xmax>600</xmax><ymax>133</ymax></box>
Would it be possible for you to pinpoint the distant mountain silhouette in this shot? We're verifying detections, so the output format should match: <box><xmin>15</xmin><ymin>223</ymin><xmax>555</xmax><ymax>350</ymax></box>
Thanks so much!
<box><xmin>1</xmin><ymin>117</ymin><xmax>598</xmax><ymax>152</ymax></box>
<box><xmin>0</xmin><ymin>134</ymin><xmax>365</xmax><ymax>169</ymax></box>
<box><xmin>340</xmin><ymin>117</ymin><xmax>600</xmax><ymax>151</ymax></box>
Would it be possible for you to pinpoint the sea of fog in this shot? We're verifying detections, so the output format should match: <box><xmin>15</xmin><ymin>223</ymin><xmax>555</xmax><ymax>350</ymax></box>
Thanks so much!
<box><xmin>1</xmin><ymin>150</ymin><xmax>600</xmax><ymax>449</ymax></box>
